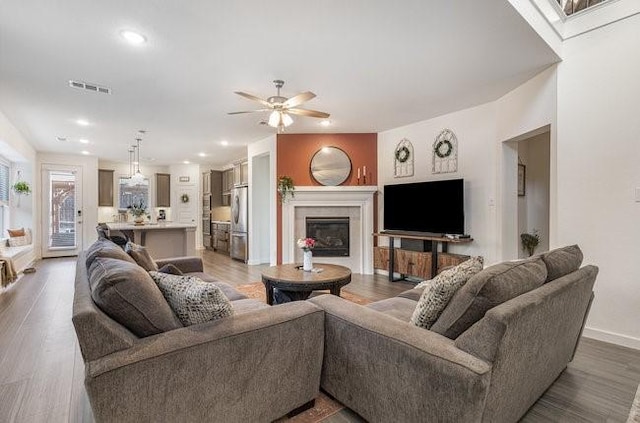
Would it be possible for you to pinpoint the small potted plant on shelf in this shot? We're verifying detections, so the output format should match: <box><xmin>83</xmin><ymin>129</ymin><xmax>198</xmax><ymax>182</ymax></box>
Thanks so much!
<box><xmin>128</xmin><ymin>199</ymin><xmax>147</xmax><ymax>225</ymax></box>
<box><xmin>278</xmin><ymin>175</ymin><xmax>295</xmax><ymax>204</ymax></box>
<box><xmin>520</xmin><ymin>229</ymin><xmax>540</xmax><ymax>257</ymax></box>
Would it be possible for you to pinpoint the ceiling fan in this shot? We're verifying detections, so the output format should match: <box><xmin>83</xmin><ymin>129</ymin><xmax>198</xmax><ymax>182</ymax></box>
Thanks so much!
<box><xmin>228</xmin><ymin>80</ymin><xmax>330</xmax><ymax>131</ymax></box>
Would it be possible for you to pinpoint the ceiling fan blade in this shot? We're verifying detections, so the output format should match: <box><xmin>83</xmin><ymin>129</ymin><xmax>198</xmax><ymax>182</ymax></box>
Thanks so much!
<box><xmin>234</xmin><ymin>91</ymin><xmax>272</xmax><ymax>107</ymax></box>
<box><xmin>287</xmin><ymin>108</ymin><xmax>330</xmax><ymax>118</ymax></box>
<box><xmin>227</xmin><ymin>109</ymin><xmax>270</xmax><ymax>115</ymax></box>
<box><xmin>283</xmin><ymin>91</ymin><xmax>316</xmax><ymax>108</ymax></box>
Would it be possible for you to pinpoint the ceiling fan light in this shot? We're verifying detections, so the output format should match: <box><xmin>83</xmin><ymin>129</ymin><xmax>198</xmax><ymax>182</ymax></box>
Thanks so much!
<box><xmin>268</xmin><ymin>110</ymin><xmax>281</xmax><ymax>128</ymax></box>
<box><xmin>282</xmin><ymin>113</ymin><xmax>293</xmax><ymax>127</ymax></box>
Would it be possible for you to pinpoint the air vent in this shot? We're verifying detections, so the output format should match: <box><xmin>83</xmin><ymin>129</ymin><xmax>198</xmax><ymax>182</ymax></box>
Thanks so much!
<box><xmin>68</xmin><ymin>80</ymin><xmax>112</xmax><ymax>95</ymax></box>
<box><xmin>56</xmin><ymin>136</ymin><xmax>68</xmax><ymax>142</ymax></box>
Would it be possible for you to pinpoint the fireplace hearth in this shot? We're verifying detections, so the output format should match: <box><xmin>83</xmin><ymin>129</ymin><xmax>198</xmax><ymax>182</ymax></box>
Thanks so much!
<box><xmin>306</xmin><ymin>217</ymin><xmax>350</xmax><ymax>257</ymax></box>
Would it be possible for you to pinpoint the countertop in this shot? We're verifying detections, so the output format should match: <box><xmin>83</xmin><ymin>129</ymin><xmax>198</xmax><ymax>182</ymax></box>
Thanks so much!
<box><xmin>106</xmin><ymin>222</ymin><xmax>197</xmax><ymax>230</ymax></box>
<box><xmin>212</xmin><ymin>220</ymin><xmax>231</xmax><ymax>224</ymax></box>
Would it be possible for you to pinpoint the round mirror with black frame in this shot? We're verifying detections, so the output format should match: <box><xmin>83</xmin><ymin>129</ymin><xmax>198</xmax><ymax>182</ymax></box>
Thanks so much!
<box><xmin>310</xmin><ymin>146</ymin><xmax>352</xmax><ymax>186</ymax></box>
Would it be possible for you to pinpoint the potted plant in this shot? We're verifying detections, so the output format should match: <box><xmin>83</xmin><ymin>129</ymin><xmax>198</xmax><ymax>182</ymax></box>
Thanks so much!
<box><xmin>278</xmin><ymin>176</ymin><xmax>295</xmax><ymax>204</ymax></box>
<box><xmin>520</xmin><ymin>229</ymin><xmax>540</xmax><ymax>257</ymax></box>
<box><xmin>12</xmin><ymin>180</ymin><xmax>31</xmax><ymax>195</ymax></box>
<box><xmin>128</xmin><ymin>199</ymin><xmax>147</xmax><ymax>225</ymax></box>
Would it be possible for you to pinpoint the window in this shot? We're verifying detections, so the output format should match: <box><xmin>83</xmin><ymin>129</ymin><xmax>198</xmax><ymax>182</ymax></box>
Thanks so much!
<box><xmin>0</xmin><ymin>160</ymin><xmax>9</xmax><ymax>237</ymax></box>
<box><xmin>118</xmin><ymin>177</ymin><xmax>149</xmax><ymax>211</ymax></box>
<box><xmin>556</xmin><ymin>0</ymin><xmax>608</xmax><ymax>16</ymax></box>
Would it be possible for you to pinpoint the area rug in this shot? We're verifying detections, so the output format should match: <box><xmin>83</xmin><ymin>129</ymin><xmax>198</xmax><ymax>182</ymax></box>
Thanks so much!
<box><xmin>628</xmin><ymin>383</ymin><xmax>640</xmax><ymax>423</ymax></box>
<box><xmin>235</xmin><ymin>282</ymin><xmax>372</xmax><ymax>306</ymax></box>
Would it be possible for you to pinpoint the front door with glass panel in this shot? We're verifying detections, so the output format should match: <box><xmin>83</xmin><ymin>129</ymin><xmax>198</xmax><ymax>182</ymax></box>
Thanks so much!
<box><xmin>41</xmin><ymin>165</ymin><xmax>83</xmax><ymax>257</ymax></box>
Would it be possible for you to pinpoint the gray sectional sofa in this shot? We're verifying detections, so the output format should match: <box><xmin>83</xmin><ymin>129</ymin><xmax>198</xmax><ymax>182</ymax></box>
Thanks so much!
<box><xmin>72</xmin><ymin>238</ymin><xmax>324</xmax><ymax>423</ymax></box>
<box><xmin>73</xmin><ymin>239</ymin><xmax>596</xmax><ymax>423</ymax></box>
<box><xmin>308</xmin><ymin>245</ymin><xmax>596</xmax><ymax>423</ymax></box>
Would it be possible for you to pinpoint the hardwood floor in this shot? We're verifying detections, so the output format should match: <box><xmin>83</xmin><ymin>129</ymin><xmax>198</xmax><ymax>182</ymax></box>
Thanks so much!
<box><xmin>0</xmin><ymin>251</ymin><xmax>637</xmax><ymax>422</ymax></box>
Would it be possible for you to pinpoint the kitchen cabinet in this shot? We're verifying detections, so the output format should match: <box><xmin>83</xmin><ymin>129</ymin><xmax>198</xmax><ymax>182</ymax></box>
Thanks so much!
<box><xmin>155</xmin><ymin>173</ymin><xmax>171</xmax><ymax>207</ymax></box>
<box><xmin>212</xmin><ymin>222</ymin><xmax>230</xmax><ymax>254</ymax></box>
<box><xmin>222</xmin><ymin>169</ymin><xmax>233</xmax><ymax>206</ymax></box>
<box><xmin>202</xmin><ymin>171</ymin><xmax>211</xmax><ymax>194</ymax></box>
<box><xmin>98</xmin><ymin>169</ymin><xmax>114</xmax><ymax>207</ymax></box>
<box><xmin>232</xmin><ymin>160</ymin><xmax>248</xmax><ymax>187</ymax></box>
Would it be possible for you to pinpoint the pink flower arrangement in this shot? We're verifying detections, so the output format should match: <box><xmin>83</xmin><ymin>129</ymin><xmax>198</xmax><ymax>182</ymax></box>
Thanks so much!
<box><xmin>297</xmin><ymin>237</ymin><xmax>316</xmax><ymax>252</ymax></box>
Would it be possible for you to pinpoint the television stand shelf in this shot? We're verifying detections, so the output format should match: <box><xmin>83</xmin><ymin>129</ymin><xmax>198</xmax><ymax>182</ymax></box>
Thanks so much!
<box><xmin>372</xmin><ymin>232</ymin><xmax>473</xmax><ymax>282</ymax></box>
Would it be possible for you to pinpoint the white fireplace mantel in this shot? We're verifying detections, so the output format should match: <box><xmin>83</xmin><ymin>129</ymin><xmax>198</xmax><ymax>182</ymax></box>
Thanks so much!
<box><xmin>281</xmin><ymin>185</ymin><xmax>378</xmax><ymax>274</ymax></box>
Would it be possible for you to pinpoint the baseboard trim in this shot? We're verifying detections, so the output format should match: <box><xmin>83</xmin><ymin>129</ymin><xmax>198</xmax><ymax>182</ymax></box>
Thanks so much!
<box><xmin>583</xmin><ymin>326</ymin><xmax>640</xmax><ymax>350</ymax></box>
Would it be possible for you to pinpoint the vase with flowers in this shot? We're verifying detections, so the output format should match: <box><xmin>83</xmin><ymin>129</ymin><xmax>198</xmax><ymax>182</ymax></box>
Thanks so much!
<box><xmin>297</xmin><ymin>237</ymin><xmax>316</xmax><ymax>271</ymax></box>
<box><xmin>128</xmin><ymin>199</ymin><xmax>147</xmax><ymax>225</ymax></box>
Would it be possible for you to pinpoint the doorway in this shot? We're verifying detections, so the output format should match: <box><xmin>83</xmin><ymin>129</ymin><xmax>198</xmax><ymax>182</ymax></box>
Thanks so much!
<box><xmin>41</xmin><ymin>165</ymin><xmax>83</xmax><ymax>258</ymax></box>
<box><xmin>501</xmin><ymin>126</ymin><xmax>551</xmax><ymax>260</ymax></box>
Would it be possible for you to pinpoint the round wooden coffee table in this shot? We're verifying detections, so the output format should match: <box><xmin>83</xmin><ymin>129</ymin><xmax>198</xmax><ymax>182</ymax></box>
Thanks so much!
<box><xmin>261</xmin><ymin>263</ymin><xmax>352</xmax><ymax>305</ymax></box>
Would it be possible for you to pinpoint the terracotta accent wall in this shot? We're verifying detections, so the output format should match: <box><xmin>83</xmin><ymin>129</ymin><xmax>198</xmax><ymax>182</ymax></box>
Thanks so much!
<box><xmin>276</xmin><ymin>133</ymin><xmax>378</xmax><ymax>263</ymax></box>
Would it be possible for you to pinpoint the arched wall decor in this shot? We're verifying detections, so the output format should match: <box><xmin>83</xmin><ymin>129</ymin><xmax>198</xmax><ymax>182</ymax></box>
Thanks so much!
<box><xmin>394</xmin><ymin>138</ymin><xmax>414</xmax><ymax>178</ymax></box>
<box><xmin>432</xmin><ymin>129</ymin><xmax>458</xmax><ymax>174</ymax></box>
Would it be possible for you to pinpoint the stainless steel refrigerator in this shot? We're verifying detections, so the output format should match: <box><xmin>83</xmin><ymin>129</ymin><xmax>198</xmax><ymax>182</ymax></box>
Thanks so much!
<box><xmin>230</xmin><ymin>186</ymin><xmax>248</xmax><ymax>262</ymax></box>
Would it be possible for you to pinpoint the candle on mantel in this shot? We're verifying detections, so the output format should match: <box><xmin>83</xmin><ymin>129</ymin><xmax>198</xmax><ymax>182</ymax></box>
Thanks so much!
<box><xmin>357</xmin><ymin>167</ymin><xmax>361</xmax><ymax>179</ymax></box>
<box><xmin>363</xmin><ymin>166</ymin><xmax>367</xmax><ymax>180</ymax></box>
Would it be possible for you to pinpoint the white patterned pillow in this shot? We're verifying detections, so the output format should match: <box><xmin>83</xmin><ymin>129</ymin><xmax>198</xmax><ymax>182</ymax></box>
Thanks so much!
<box><xmin>410</xmin><ymin>256</ymin><xmax>484</xmax><ymax>330</ymax></box>
<box><xmin>8</xmin><ymin>236</ymin><xmax>29</xmax><ymax>247</ymax></box>
<box><xmin>149</xmin><ymin>271</ymin><xmax>233</xmax><ymax>326</ymax></box>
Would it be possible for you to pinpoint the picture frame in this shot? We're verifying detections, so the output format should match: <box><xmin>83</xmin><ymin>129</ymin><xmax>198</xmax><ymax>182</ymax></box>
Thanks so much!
<box><xmin>518</xmin><ymin>164</ymin><xmax>526</xmax><ymax>196</ymax></box>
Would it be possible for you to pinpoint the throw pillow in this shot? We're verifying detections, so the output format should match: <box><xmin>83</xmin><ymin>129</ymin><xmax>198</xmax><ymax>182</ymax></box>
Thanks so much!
<box><xmin>85</xmin><ymin>237</ymin><xmax>136</xmax><ymax>270</ymax></box>
<box><xmin>537</xmin><ymin>244</ymin><xmax>583</xmax><ymax>283</ymax></box>
<box><xmin>125</xmin><ymin>242</ymin><xmax>159</xmax><ymax>271</ymax></box>
<box><xmin>431</xmin><ymin>257</ymin><xmax>547</xmax><ymax>339</ymax></box>
<box><xmin>7</xmin><ymin>228</ymin><xmax>25</xmax><ymax>237</ymax></box>
<box><xmin>410</xmin><ymin>256</ymin><xmax>484</xmax><ymax>330</ymax></box>
<box><xmin>88</xmin><ymin>257</ymin><xmax>183</xmax><ymax>337</ymax></box>
<box><xmin>7</xmin><ymin>236</ymin><xmax>29</xmax><ymax>247</ymax></box>
<box><xmin>149</xmin><ymin>271</ymin><xmax>234</xmax><ymax>326</ymax></box>
<box><xmin>158</xmin><ymin>263</ymin><xmax>184</xmax><ymax>276</ymax></box>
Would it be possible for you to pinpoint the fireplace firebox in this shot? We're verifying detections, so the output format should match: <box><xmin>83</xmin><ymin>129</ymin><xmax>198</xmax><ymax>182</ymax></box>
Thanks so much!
<box><xmin>306</xmin><ymin>217</ymin><xmax>350</xmax><ymax>257</ymax></box>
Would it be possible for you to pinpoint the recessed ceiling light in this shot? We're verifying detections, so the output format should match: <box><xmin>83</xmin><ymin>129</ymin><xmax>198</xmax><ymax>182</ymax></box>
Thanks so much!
<box><xmin>320</xmin><ymin>120</ymin><xmax>331</xmax><ymax>127</ymax></box>
<box><xmin>120</xmin><ymin>30</ymin><xmax>147</xmax><ymax>45</ymax></box>
<box><xmin>79</xmin><ymin>138</ymin><xmax>90</xmax><ymax>144</ymax></box>
<box><xmin>198</xmin><ymin>152</ymin><xmax>206</xmax><ymax>157</ymax></box>
<box><xmin>81</xmin><ymin>150</ymin><xmax>90</xmax><ymax>155</ymax></box>
<box><xmin>76</xmin><ymin>119</ymin><xmax>90</xmax><ymax>126</ymax></box>
<box><xmin>220</xmin><ymin>140</ymin><xmax>229</xmax><ymax>146</ymax></box>
<box><xmin>183</xmin><ymin>160</ymin><xmax>190</xmax><ymax>164</ymax></box>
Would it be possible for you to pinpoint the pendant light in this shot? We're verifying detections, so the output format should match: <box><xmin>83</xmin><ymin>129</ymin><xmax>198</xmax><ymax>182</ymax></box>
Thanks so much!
<box><xmin>130</xmin><ymin>137</ymin><xmax>145</xmax><ymax>185</ymax></box>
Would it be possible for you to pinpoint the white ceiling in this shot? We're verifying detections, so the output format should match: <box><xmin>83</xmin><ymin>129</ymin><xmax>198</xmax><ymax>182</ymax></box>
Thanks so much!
<box><xmin>0</xmin><ymin>0</ymin><xmax>559</xmax><ymax>167</ymax></box>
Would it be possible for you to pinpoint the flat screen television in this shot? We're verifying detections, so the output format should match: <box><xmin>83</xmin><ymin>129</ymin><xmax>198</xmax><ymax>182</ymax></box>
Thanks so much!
<box><xmin>383</xmin><ymin>178</ymin><xmax>465</xmax><ymax>235</ymax></box>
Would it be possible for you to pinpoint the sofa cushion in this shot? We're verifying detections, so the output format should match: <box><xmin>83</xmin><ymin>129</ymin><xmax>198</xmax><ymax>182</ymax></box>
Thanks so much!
<box><xmin>366</xmin><ymin>297</ymin><xmax>419</xmax><ymax>322</ymax></box>
<box><xmin>88</xmin><ymin>257</ymin><xmax>183</xmax><ymax>337</ymax></box>
<box><xmin>149</xmin><ymin>271</ymin><xmax>234</xmax><ymax>326</ymax></box>
<box><xmin>538</xmin><ymin>244</ymin><xmax>583</xmax><ymax>283</ymax></box>
<box><xmin>410</xmin><ymin>256</ymin><xmax>484</xmax><ymax>330</ymax></box>
<box><xmin>125</xmin><ymin>241</ymin><xmax>158</xmax><ymax>271</ymax></box>
<box><xmin>431</xmin><ymin>257</ymin><xmax>547</xmax><ymax>339</ymax></box>
<box><xmin>185</xmin><ymin>273</ymin><xmax>248</xmax><ymax>301</ymax></box>
<box><xmin>396</xmin><ymin>287</ymin><xmax>425</xmax><ymax>302</ymax></box>
<box><xmin>231</xmin><ymin>298</ymin><xmax>271</xmax><ymax>314</ymax></box>
<box><xmin>85</xmin><ymin>237</ymin><xmax>136</xmax><ymax>269</ymax></box>
<box><xmin>158</xmin><ymin>263</ymin><xmax>184</xmax><ymax>275</ymax></box>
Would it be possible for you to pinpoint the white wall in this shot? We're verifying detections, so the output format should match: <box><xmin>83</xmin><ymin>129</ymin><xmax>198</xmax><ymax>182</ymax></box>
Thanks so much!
<box><xmin>378</xmin><ymin>102</ymin><xmax>499</xmax><ymax>264</ymax></box>
<box><xmin>557</xmin><ymin>14</ymin><xmax>640</xmax><ymax>349</ymax></box>
<box><xmin>37</xmin><ymin>153</ymin><xmax>99</xmax><ymax>252</ymax></box>
<box><xmin>247</xmin><ymin>135</ymin><xmax>276</xmax><ymax>265</ymax></box>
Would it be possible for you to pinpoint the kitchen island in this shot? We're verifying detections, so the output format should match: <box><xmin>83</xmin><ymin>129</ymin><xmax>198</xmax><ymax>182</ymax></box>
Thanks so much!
<box><xmin>106</xmin><ymin>222</ymin><xmax>197</xmax><ymax>259</ymax></box>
